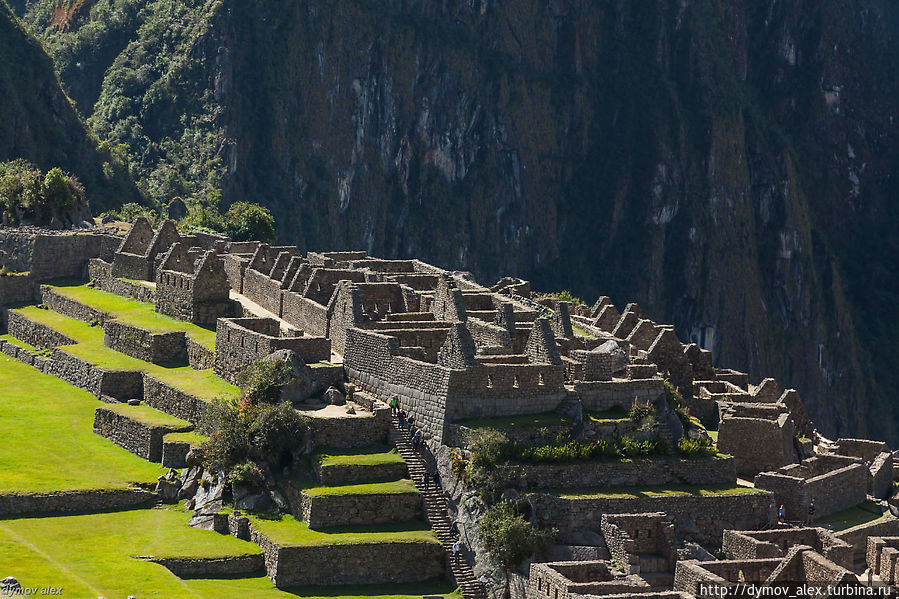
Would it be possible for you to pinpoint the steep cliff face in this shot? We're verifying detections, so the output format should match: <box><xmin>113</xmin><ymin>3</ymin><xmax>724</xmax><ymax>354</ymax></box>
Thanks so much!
<box><xmin>0</xmin><ymin>0</ymin><xmax>137</xmax><ymax>211</ymax></box>
<box><xmin>19</xmin><ymin>0</ymin><xmax>899</xmax><ymax>440</ymax></box>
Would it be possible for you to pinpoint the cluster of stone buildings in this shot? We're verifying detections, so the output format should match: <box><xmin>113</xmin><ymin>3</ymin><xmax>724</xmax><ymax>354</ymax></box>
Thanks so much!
<box><xmin>2</xmin><ymin>219</ymin><xmax>899</xmax><ymax>598</ymax></box>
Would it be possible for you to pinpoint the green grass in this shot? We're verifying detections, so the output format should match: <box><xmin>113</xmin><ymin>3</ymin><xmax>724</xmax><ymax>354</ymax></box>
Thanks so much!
<box><xmin>585</xmin><ymin>406</ymin><xmax>629</xmax><ymax>422</ymax></box>
<box><xmin>317</xmin><ymin>446</ymin><xmax>404</xmax><ymax>468</ymax></box>
<box><xmin>0</xmin><ymin>333</ymin><xmax>39</xmax><ymax>352</ymax></box>
<box><xmin>707</xmin><ymin>430</ymin><xmax>719</xmax><ymax>442</ymax></box>
<box><xmin>454</xmin><ymin>411</ymin><xmax>568</xmax><ymax>429</ymax></box>
<box><xmin>302</xmin><ymin>479</ymin><xmax>418</xmax><ymax>497</ymax></box>
<box><xmin>817</xmin><ymin>500</ymin><xmax>887</xmax><ymax>531</ymax></box>
<box><xmin>163</xmin><ymin>431</ymin><xmax>208</xmax><ymax>446</ymax></box>
<box><xmin>48</xmin><ymin>282</ymin><xmax>217</xmax><ymax>350</ymax></box>
<box><xmin>10</xmin><ymin>305</ymin><xmax>238</xmax><ymax>402</ymax></box>
<box><xmin>572</xmin><ymin>325</ymin><xmax>597</xmax><ymax>338</ymax></box>
<box><xmin>0</xmin><ymin>357</ymin><xmax>164</xmax><ymax>494</ymax></box>
<box><xmin>101</xmin><ymin>402</ymin><xmax>193</xmax><ymax>429</ymax></box>
<box><xmin>244</xmin><ymin>513</ymin><xmax>439</xmax><ymax>547</ymax></box>
<box><xmin>554</xmin><ymin>483</ymin><xmax>768</xmax><ymax>499</ymax></box>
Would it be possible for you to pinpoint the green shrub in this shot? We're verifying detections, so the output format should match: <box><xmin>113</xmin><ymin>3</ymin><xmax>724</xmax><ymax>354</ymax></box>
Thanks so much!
<box><xmin>248</xmin><ymin>402</ymin><xmax>309</xmax><ymax>465</ymax></box>
<box><xmin>224</xmin><ymin>201</ymin><xmax>275</xmax><ymax>242</ymax></box>
<box><xmin>236</xmin><ymin>358</ymin><xmax>293</xmax><ymax>404</ymax></box>
<box><xmin>228</xmin><ymin>461</ymin><xmax>266</xmax><ymax>490</ymax></box>
<box><xmin>0</xmin><ymin>161</ymin><xmax>85</xmax><ymax>223</ymax></box>
<box><xmin>620</xmin><ymin>436</ymin><xmax>669</xmax><ymax>457</ymax></box>
<box><xmin>467</xmin><ymin>428</ymin><xmax>511</xmax><ymax>470</ymax></box>
<box><xmin>629</xmin><ymin>402</ymin><xmax>655</xmax><ymax>423</ymax></box>
<box><xmin>663</xmin><ymin>378</ymin><xmax>684</xmax><ymax>408</ymax></box>
<box><xmin>677</xmin><ymin>436</ymin><xmax>718</xmax><ymax>457</ymax></box>
<box><xmin>479</xmin><ymin>501</ymin><xmax>555</xmax><ymax>570</ymax></box>
<box><xmin>198</xmin><ymin>398</ymin><xmax>249</xmax><ymax>471</ymax></box>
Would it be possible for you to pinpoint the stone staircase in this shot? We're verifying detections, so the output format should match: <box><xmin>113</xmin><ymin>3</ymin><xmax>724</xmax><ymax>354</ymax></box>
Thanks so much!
<box><xmin>389</xmin><ymin>421</ymin><xmax>486</xmax><ymax>599</ymax></box>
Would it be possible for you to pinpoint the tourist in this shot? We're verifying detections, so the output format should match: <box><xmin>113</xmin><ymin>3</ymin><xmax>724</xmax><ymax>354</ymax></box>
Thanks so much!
<box><xmin>452</xmin><ymin>540</ymin><xmax>462</xmax><ymax>564</ymax></box>
<box><xmin>432</xmin><ymin>466</ymin><xmax>441</xmax><ymax>490</ymax></box>
<box><xmin>778</xmin><ymin>504</ymin><xmax>786</xmax><ymax>524</ymax></box>
<box><xmin>424</xmin><ymin>469</ymin><xmax>431</xmax><ymax>488</ymax></box>
<box><xmin>767</xmin><ymin>503</ymin><xmax>776</xmax><ymax>529</ymax></box>
<box><xmin>480</xmin><ymin>574</ymin><xmax>488</xmax><ymax>595</ymax></box>
<box><xmin>450</xmin><ymin>520</ymin><xmax>460</xmax><ymax>539</ymax></box>
<box><xmin>413</xmin><ymin>429</ymin><xmax>423</xmax><ymax>450</ymax></box>
<box><xmin>408</xmin><ymin>414</ymin><xmax>415</xmax><ymax>435</ymax></box>
<box><xmin>812</xmin><ymin>429</ymin><xmax>819</xmax><ymax>446</ymax></box>
<box><xmin>807</xmin><ymin>499</ymin><xmax>816</xmax><ymax>525</ymax></box>
<box><xmin>397</xmin><ymin>409</ymin><xmax>406</xmax><ymax>430</ymax></box>
<box><xmin>389</xmin><ymin>395</ymin><xmax>398</xmax><ymax>416</ymax></box>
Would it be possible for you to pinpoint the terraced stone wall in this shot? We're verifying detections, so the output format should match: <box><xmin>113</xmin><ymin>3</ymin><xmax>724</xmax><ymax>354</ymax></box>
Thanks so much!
<box><xmin>287</xmin><ymin>487</ymin><xmax>422</xmax><ymax>529</ymax></box>
<box><xmin>92</xmin><ymin>406</ymin><xmax>191</xmax><ymax>461</ymax></box>
<box><xmin>0</xmin><ymin>488</ymin><xmax>154</xmax><ymax>516</ymax></box>
<box><xmin>142</xmin><ymin>375</ymin><xmax>207</xmax><ymax>423</ymax></box>
<box><xmin>7</xmin><ymin>310</ymin><xmax>75</xmax><ymax>348</ymax></box>
<box><xmin>44</xmin><ymin>349</ymin><xmax>142</xmax><ymax>400</ymax></box>
<box><xmin>306</xmin><ymin>404</ymin><xmax>392</xmax><ymax>450</ymax></box>
<box><xmin>104</xmin><ymin>321</ymin><xmax>186</xmax><ymax>365</ymax></box>
<box><xmin>88</xmin><ymin>259</ymin><xmax>155</xmax><ymax>302</ymax></box>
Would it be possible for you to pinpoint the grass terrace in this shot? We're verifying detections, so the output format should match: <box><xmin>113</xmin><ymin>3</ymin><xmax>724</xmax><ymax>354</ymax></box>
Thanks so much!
<box><xmin>572</xmin><ymin>325</ymin><xmax>597</xmax><ymax>338</ymax></box>
<box><xmin>0</xmin><ymin>333</ymin><xmax>39</xmax><ymax>352</ymax></box>
<box><xmin>163</xmin><ymin>431</ymin><xmax>208</xmax><ymax>447</ymax></box>
<box><xmin>46</xmin><ymin>282</ymin><xmax>217</xmax><ymax>350</ymax></box>
<box><xmin>585</xmin><ymin>406</ymin><xmax>630</xmax><ymax>422</ymax></box>
<box><xmin>242</xmin><ymin>513</ymin><xmax>439</xmax><ymax>547</ymax></box>
<box><xmin>10</xmin><ymin>305</ymin><xmax>238</xmax><ymax>401</ymax></box>
<box><xmin>317</xmin><ymin>446</ymin><xmax>405</xmax><ymax>468</ymax></box>
<box><xmin>551</xmin><ymin>483</ymin><xmax>769</xmax><ymax>499</ymax></box>
<box><xmin>101</xmin><ymin>402</ymin><xmax>193</xmax><ymax>429</ymax></box>
<box><xmin>301</xmin><ymin>479</ymin><xmax>418</xmax><ymax>498</ymax></box>
<box><xmin>817</xmin><ymin>500</ymin><xmax>887</xmax><ymax>531</ymax></box>
<box><xmin>454</xmin><ymin>411</ymin><xmax>569</xmax><ymax>429</ymax></box>
<box><xmin>0</xmin><ymin>356</ymin><xmax>163</xmax><ymax>494</ymax></box>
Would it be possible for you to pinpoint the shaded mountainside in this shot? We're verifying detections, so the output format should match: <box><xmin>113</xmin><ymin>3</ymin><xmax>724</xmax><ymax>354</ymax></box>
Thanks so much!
<box><xmin>16</xmin><ymin>0</ymin><xmax>899</xmax><ymax>441</ymax></box>
<box><xmin>0</xmin><ymin>0</ymin><xmax>137</xmax><ymax>212</ymax></box>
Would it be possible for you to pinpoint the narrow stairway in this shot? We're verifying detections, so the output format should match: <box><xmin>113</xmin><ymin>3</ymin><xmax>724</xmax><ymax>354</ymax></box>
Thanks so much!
<box><xmin>389</xmin><ymin>421</ymin><xmax>487</xmax><ymax>599</ymax></box>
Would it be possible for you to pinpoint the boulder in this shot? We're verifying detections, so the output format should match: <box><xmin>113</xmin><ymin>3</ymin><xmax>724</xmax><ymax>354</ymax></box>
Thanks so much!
<box><xmin>235</xmin><ymin>491</ymin><xmax>273</xmax><ymax>512</ymax></box>
<box><xmin>595</xmin><ymin>339</ymin><xmax>629</xmax><ymax>374</ymax></box>
<box><xmin>178</xmin><ymin>465</ymin><xmax>202</xmax><ymax>499</ymax></box>
<box><xmin>323</xmin><ymin>386</ymin><xmax>345</xmax><ymax>406</ymax></box>
<box><xmin>263</xmin><ymin>349</ymin><xmax>314</xmax><ymax>402</ymax></box>
<box><xmin>185</xmin><ymin>448</ymin><xmax>204</xmax><ymax>466</ymax></box>
<box><xmin>192</xmin><ymin>470</ymin><xmax>225</xmax><ymax>512</ymax></box>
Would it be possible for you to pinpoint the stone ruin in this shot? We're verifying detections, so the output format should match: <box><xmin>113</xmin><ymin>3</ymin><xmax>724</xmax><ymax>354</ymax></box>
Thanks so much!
<box><xmin>2</xmin><ymin>219</ymin><xmax>899</xmax><ymax>598</ymax></box>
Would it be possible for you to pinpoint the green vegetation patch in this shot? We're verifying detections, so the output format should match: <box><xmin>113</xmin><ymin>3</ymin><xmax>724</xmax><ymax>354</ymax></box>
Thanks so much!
<box><xmin>554</xmin><ymin>483</ymin><xmax>768</xmax><ymax>499</ymax></box>
<box><xmin>817</xmin><ymin>500</ymin><xmax>887</xmax><ymax>531</ymax></box>
<box><xmin>318</xmin><ymin>446</ymin><xmax>404</xmax><ymax>468</ymax></box>
<box><xmin>0</xmin><ymin>333</ymin><xmax>38</xmax><ymax>352</ymax></box>
<box><xmin>585</xmin><ymin>407</ymin><xmax>629</xmax><ymax>422</ymax></box>
<box><xmin>10</xmin><ymin>305</ymin><xmax>238</xmax><ymax>401</ymax></box>
<box><xmin>302</xmin><ymin>479</ymin><xmax>418</xmax><ymax>497</ymax></box>
<box><xmin>0</xmin><ymin>357</ymin><xmax>164</xmax><ymax>494</ymax></box>
<box><xmin>100</xmin><ymin>402</ymin><xmax>193</xmax><ymax>429</ymax></box>
<box><xmin>572</xmin><ymin>325</ymin><xmax>597</xmax><ymax>338</ymax></box>
<box><xmin>163</xmin><ymin>431</ymin><xmax>208</xmax><ymax>447</ymax></box>
<box><xmin>0</xmin><ymin>506</ymin><xmax>262</xmax><ymax>599</ymax></box>
<box><xmin>455</xmin><ymin>411</ymin><xmax>568</xmax><ymax>429</ymax></box>
<box><xmin>47</xmin><ymin>283</ymin><xmax>217</xmax><ymax>349</ymax></box>
<box><xmin>244</xmin><ymin>513</ymin><xmax>438</xmax><ymax>547</ymax></box>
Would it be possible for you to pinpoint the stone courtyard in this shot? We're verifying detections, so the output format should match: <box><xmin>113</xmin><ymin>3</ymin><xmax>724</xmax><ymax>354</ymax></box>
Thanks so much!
<box><xmin>0</xmin><ymin>220</ymin><xmax>897</xmax><ymax>598</ymax></box>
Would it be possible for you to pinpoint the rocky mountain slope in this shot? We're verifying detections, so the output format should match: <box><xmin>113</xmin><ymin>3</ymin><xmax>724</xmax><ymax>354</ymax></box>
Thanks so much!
<box><xmin>12</xmin><ymin>0</ymin><xmax>899</xmax><ymax>441</ymax></box>
<box><xmin>0</xmin><ymin>0</ymin><xmax>136</xmax><ymax>212</ymax></box>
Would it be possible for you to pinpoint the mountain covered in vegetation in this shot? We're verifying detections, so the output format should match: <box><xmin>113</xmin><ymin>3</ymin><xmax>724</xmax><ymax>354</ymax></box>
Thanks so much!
<box><xmin>7</xmin><ymin>0</ymin><xmax>899</xmax><ymax>442</ymax></box>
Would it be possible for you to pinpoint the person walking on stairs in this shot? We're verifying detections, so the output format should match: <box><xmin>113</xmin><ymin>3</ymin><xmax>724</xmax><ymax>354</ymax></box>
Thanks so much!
<box><xmin>452</xmin><ymin>540</ymin><xmax>462</xmax><ymax>564</ymax></box>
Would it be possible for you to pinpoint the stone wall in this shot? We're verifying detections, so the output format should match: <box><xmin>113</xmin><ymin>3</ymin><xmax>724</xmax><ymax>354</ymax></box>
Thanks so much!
<box><xmin>291</xmin><ymin>487</ymin><xmax>422</xmax><ymax>529</ymax></box>
<box><xmin>530</xmin><ymin>490</ymin><xmax>772</xmax><ymax>547</ymax></box>
<box><xmin>314</xmin><ymin>459</ymin><xmax>408</xmax><ymax>485</ymax></box>
<box><xmin>722</xmin><ymin>528</ymin><xmax>853</xmax><ymax>570</ymax></box>
<box><xmin>0</xmin><ymin>230</ymin><xmax>120</xmax><ymax>279</ymax></box>
<box><xmin>717</xmin><ymin>413</ymin><xmax>795</xmax><ymax>476</ymax></box>
<box><xmin>104</xmin><ymin>320</ymin><xmax>187</xmax><ymax>365</ymax></box>
<box><xmin>573</xmin><ymin>378</ymin><xmax>665</xmax><ymax>412</ymax></box>
<box><xmin>40</xmin><ymin>286</ymin><xmax>104</xmax><ymax>323</ymax></box>
<box><xmin>251</xmin><ymin>529</ymin><xmax>445</xmax><ymax>587</ymax></box>
<box><xmin>45</xmin><ymin>349</ymin><xmax>143</xmax><ymax>400</ymax></box>
<box><xmin>512</xmin><ymin>456</ymin><xmax>736</xmax><ymax>490</ymax></box>
<box><xmin>243</xmin><ymin>268</ymin><xmax>285</xmax><ymax>316</ymax></box>
<box><xmin>754</xmin><ymin>461</ymin><xmax>867</xmax><ymax>521</ymax></box>
<box><xmin>146</xmin><ymin>555</ymin><xmax>264</xmax><ymax>578</ymax></box>
<box><xmin>0</xmin><ymin>274</ymin><xmax>38</xmax><ymax>318</ymax></box>
<box><xmin>186</xmin><ymin>337</ymin><xmax>214</xmax><ymax>370</ymax></box>
<box><xmin>92</xmin><ymin>405</ymin><xmax>192</xmax><ymax>462</ymax></box>
<box><xmin>281</xmin><ymin>292</ymin><xmax>330</xmax><ymax>337</ymax></box>
<box><xmin>837</xmin><ymin>517</ymin><xmax>899</xmax><ymax>560</ymax></box>
<box><xmin>306</xmin><ymin>405</ymin><xmax>392</xmax><ymax>449</ymax></box>
<box><xmin>0</xmin><ymin>488</ymin><xmax>154</xmax><ymax>516</ymax></box>
<box><xmin>88</xmin><ymin>259</ymin><xmax>155</xmax><ymax>302</ymax></box>
<box><xmin>7</xmin><ymin>310</ymin><xmax>75</xmax><ymax>348</ymax></box>
<box><xmin>143</xmin><ymin>375</ymin><xmax>208</xmax><ymax>423</ymax></box>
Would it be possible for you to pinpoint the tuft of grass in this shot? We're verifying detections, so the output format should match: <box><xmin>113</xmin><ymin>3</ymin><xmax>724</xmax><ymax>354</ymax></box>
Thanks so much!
<box><xmin>572</xmin><ymin>325</ymin><xmax>597</xmax><ymax>338</ymax></box>
<box><xmin>47</xmin><ymin>283</ymin><xmax>217</xmax><ymax>349</ymax></box>
<box><xmin>0</xmin><ymin>357</ymin><xmax>164</xmax><ymax>494</ymax></box>
<box><xmin>301</xmin><ymin>479</ymin><xmax>419</xmax><ymax>497</ymax></box>
<box><xmin>243</xmin><ymin>513</ymin><xmax>439</xmax><ymax>547</ymax></box>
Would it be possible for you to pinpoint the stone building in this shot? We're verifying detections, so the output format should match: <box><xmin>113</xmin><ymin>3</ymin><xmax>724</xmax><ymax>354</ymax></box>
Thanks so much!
<box><xmin>154</xmin><ymin>242</ymin><xmax>234</xmax><ymax>324</ymax></box>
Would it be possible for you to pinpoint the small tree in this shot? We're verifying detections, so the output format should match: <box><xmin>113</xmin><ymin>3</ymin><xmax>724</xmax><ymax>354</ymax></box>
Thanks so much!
<box><xmin>225</xmin><ymin>201</ymin><xmax>275</xmax><ymax>242</ymax></box>
<box><xmin>236</xmin><ymin>358</ymin><xmax>293</xmax><ymax>404</ymax></box>
<box><xmin>249</xmin><ymin>402</ymin><xmax>309</xmax><ymax>466</ymax></box>
<box><xmin>479</xmin><ymin>500</ymin><xmax>555</xmax><ymax>597</ymax></box>
<box><xmin>198</xmin><ymin>398</ymin><xmax>250</xmax><ymax>470</ymax></box>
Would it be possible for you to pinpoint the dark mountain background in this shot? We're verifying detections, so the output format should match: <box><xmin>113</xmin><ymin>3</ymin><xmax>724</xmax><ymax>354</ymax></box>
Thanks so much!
<box><xmin>4</xmin><ymin>0</ymin><xmax>899</xmax><ymax>442</ymax></box>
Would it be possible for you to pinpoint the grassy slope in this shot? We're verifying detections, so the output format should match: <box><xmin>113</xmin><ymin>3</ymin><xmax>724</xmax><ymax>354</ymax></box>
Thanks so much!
<box><xmin>302</xmin><ymin>479</ymin><xmax>418</xmax><ymax>498</ymax></box>
<box><xmin>11</xmin><ymin>305</ymin><xmax>238</xmax><ymax>401</ymax></box>
<box><xmin>0</xmin><ymin>356</ymin><xmax>163</xmax><ymax>493</ymax></box>
<box><xmin>49</xmin><ymin>283</ymin><xmax>217</xmax><ymax>349</ymax></box>
<box><xmin>101</xmin><ymin>402</ymin><xmax>193</xmax><ymax>429</ymax></box>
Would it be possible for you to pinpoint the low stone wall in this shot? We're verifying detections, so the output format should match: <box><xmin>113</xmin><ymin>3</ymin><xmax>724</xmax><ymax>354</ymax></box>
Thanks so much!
<box><xmin>104</xmin><ymin>320</ymin><xmax>187</xmax><ymax>365</ymax></box>
<box><xmin>146</xmin><ymin>555</ymin><xmax>264</xmax><ymax>578</ymax></box>
<box><xmin>513</xmin><ymin>456</ymin><xmax>736</xmax><ymax>489</ymax></box>
<box><xmin>530</xmin><ymin>490</ymin><xmax>772</xmax><ymax>547</ymax></box>
<box><xmin>315</xmin><ymin>460</ymin><xmax>408</xmax><ymax>485</ymax></box>
<box><xmin>143</xmin><ymin>375</ymin><xmax>208</xmax><ymax>423</ymax></box>
<box><xmin>0</xmin><ymin>488</ymin><xmax>154</xmax><ymax>516</ymax></box>
<box><xmin>46</xmin><ymin>349</ymin><xmax>143</xmax><ymax>400</ymax></box>
<box><xmin>88</xmin><ymin>259</ymin><xmax>155</xmax><ymax>303</ymax></box>
<box><xmin>186</xmin><ymin>337</ymin><xmax>214</xmax><ymax>370</ymax></box>
<box><xmin>838</xmin><ymin>517</ymin><xmax>899</xmax><ymax>560</ymax></box>
<box><xmin>446</xmin><ymin>422</ymin><xmax>572</xmax><ymax>448</ymax></box>
<box><xmin>307</xmin><ymin>405</ymin><xmax>391</xmax><ymax>449</ymax></box>
<box><xmin>0</xmin><ymin>273</ymin><xmax>38</xmax><ymax>316</ymax></box>
<box><xmin>574</xmin><ymin>378</ymin><xmax>665</xmax><ymax>412</ymax></box>
<box><xmin>40</xmin><ymin>286</ymin><xmax>104</xmax><ymax>323</ymax></box>
<box><xmin>162</xmin><ymin>438</ymin><xmax>192</xmax><ymax>468</ymax></box>
<box><xmin>722</xmin><ymin>528</ymin><xmax>853</xmax><ymax>570</ymax></box>
<box><xmin>870</xmin><ymin>452</ymin><xmax>893</xmax><ymax>499</ymax></box>
<box><xmin>93</xmin><ymin>406</ymin><xmax>192</xmax><ymax>462</ymax></box>
<box><xmin>251</xmin><ymin>529</ymin><xmax>445</xmax><ymax>587</ymax></box>
<box><xmin>754</xmin><ymin>462</ymin><xmax>868</xmax><ymax>521</ymax></box>
<box><xmin>7</xmin><ymin>310</ymin><xmax>76</xmax><ymax>348</ymax></box>
<box><xmin>290</xmin><ymin>486</ymin><xmax>422</xmax><ymax>529</ymax></box>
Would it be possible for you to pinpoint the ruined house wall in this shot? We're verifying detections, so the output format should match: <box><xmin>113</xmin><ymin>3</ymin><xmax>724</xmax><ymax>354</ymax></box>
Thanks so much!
<box><xmin>717</xmin><ymin>414</ymin><xmax>795</xmax><ymax>476</ymax></box>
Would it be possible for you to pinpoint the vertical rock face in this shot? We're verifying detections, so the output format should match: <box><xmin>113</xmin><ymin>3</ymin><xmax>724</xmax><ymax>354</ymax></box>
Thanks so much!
<box><xmin>14</xmin><ymin>0</ymin><xmax>899</xmax><ymax>440</ymax></box>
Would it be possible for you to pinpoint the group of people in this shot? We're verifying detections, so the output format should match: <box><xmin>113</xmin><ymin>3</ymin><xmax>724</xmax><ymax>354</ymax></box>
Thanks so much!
<box><xmin>766</xmin><ymin>500</ymin><xmax>816</xmax><ymax>527</ymax></box>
